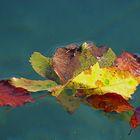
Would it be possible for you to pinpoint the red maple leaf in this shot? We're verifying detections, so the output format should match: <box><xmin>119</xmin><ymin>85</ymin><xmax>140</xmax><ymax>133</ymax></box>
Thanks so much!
<box><xmin>114</xmin><ymin>52</ymin><xmax>140</xmax><ymax>77</ymax></box>
<box><xmin>86</xmin><ymin>93</ymin><xmax>134</xmax><ymax>113</ymax></box>
<box><xmin>0</xmin><ymin>80</ymin><xmax>34</xmax><ymax>107</ymax></box>
<box><xmin>130</xmin><ymin>106</ymin><xmax>140</xmax><ymax>128</ymax></box>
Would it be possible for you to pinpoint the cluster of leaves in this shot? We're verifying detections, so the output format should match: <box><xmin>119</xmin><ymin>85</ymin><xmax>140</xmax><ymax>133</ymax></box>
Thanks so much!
<box><xmin>0</xmin><ymin>42</ymin><xmax>140</xmax><ymax>132</ymax></box>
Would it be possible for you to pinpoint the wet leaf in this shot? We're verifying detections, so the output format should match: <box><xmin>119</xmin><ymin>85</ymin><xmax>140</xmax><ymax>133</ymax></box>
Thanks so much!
<box><xmin>114</xmin><ymin>52</ymin><xmax>140</xmax><ymax>82</ymax></box>
<box><xmin>30</xmin><ymin>52</ymin><xmax>60</xmax><ymax>83</ymax></box>
<box><xmin>87</xmin><ymin>93</ymin><xmax>134</xmax><ymax>113</ymax></box>
<box><xmin>0</xmin><ymin>80</ymin><xmax>34</xmax><ymax>107</ymax></box>
<box><xmin>52</xmin><ymin>42</ymin><xmax>116</xmax><ymax>84</ymax></box>
<box><xmin>73</xmin><ymin>43</ymin><xmax>97</xmax><ymax>77</ymax></box>
<box><xmin>52</xmin><ymin>43</ymin><xmax>87</xmax><ymax>84</ymax></box>
<box><xmin>69</xmin><ymin>63</ymin><xmax>138</xmax><ymax>100</ymax></box>
<box><xmin>0</xmin><ymin>41</ymin><xmax>139</xmax><ymax>130</ymax></box>
<box><xmin>98</xmin><ymin>48</ymin><xmax>116</xmax><ymax>67</ymax></box>
<box><xmin>130</xmin><ymin>106</ymin><xmax>140</xmax><ymax>128</ymax></box>
<box><xmin>10</xmin><ymin>77</ymin><xmax>58</xmax><ymax>92</ymax></box>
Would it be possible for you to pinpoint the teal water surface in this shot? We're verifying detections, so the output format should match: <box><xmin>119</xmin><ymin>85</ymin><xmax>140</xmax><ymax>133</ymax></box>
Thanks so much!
<box><xmin>0</xmin><ymin>0</ymin><xmax>140</xmax><ymax>140</ymax></box>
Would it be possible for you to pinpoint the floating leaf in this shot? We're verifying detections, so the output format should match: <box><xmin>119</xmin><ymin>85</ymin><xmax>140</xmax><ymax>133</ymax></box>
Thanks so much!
<box><xmin>52</xmin><ymin>44</ymin><xmax>81</xmax><ymax>83</ymax></box>
<box><xmin>73</xmin><ymin>43</ymin><xmax>97</xmax><ymax>77</ymax></box>
<box><xmin>0</xmin><ymin>80</ymin><xmax>34</xmax><ymax>107</ymax></box>
<box><xmin>130</xmin><ymin>106</ymin><xmax>140</xmax><ymax>128</ymax></box>
<box><xmin>10</xmin><ymin>77</ymin><xmax>58</xmax><ymax>92</ymax></box>
<box><xmin>0</xmin><ymin>41</ymin><xmax>140</xmax><ymax>132</ymax></box>
<box><xmin>52</xmin><ymin>42</ymin><xmax>116</xmax><ymax>84</ymax></box>
<box><xmin>30</xmin><ymin>52</ymin><xmax>60</xmax><ymax>83</ymax></box>
<box><xmin>98</xmin><ymin>48</ymin><xmax>116</xmax><ymax>67</ymax></box>
<box><xmin>115</xmin><ymin>52</ymin><xmax>140</xmax><ymax>81</ymax></box>
<box><xmin>69</xmin><ymin>63</ymin><xmax>138</xmax><ymax>100</ymax></box>
<box><xmin>87</xmin><ymin>93</ymin><xmax>133</xmax><ymax>113</ymax></box>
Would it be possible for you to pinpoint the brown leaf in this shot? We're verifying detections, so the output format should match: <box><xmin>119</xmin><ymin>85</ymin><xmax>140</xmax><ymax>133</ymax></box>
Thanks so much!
<box><xmin>0</xmin><ymin>80</ymin><xmax>34</xmax><ymax>107</ymax></box>
<box><xmin>86</xmin><ymin>93</ymin><xmax>133</xmax><ymax>113</ymax></box>
<box><xmin>114</xmin><ymin>52</ymin><xmax>140</xmax><ymax>77</ymax></box>
<box><xmin>52</xmin><ymin>43</ymin><xmax>113</xmax><ymax>84</ymax></box>
<box><xmin>52</xmin><ymin>44</ymin><xmax>81</xmax><ymax>83</ymax></box>
<box><xmin>92</xmin><ymin>45</ymin><xmax>108</xmax><ymax>58</ymax></box>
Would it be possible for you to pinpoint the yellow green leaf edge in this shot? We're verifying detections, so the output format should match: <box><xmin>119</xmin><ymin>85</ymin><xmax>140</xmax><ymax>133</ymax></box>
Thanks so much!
<box><xmin>10</xmin><ymin>77</ymin><xmax>58</xmax><ymax>92</ymax></box>
<box><xmin>67</xmin><ymin>63</ymin><xmax>139</xmax><ymax>100</ymax></box>
<box><xmin>30</xmin><ymin>52</ymin><xmax>60</xmax><ymax>83</ymax></box>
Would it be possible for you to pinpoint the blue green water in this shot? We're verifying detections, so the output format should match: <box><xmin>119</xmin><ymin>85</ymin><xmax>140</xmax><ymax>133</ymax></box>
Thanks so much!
<box><xmin>0</xmin><ymin>0</ymin><xmax>140</xmax><ymax>140</ymax></box>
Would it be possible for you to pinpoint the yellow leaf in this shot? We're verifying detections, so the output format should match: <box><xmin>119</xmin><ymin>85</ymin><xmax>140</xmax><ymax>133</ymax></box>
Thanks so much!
<box><xmin>10</xmin><ymin>77</ymin><xmax>58</xmax><ymax>92</ymax></box>
<box><xmin>69</xmin><ymin>63</ymin><xmax>139</xmax><ymax>100</ymax></box>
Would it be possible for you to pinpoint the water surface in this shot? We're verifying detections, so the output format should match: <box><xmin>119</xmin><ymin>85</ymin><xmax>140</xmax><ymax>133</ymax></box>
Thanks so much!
<box><xmin>0</xmin><ymin>0</ymin><xmax>140</xmax><ymax>140</ymax></box>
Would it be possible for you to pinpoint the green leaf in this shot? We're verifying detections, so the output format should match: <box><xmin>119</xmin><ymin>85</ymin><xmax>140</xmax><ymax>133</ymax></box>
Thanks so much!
<box><xmin>10</xmin><ymin>77</ymin><xmax>58</xmax><ymax>92</ymax></box>
<box><xmin>73</xmin><ymin>42</ymin><xmax>97</xmax><ymax>77</ymax></box>
<box><xmin>30</xmin><ymin>52</ymin><xmax>60</xmax><ymax>83</ymax></box>
<box><xmin>98</xmin><ymin>48</ymin><xmax>116</xmax><ymax>67</ymax></box>
<box><xmin>53</xmin><ymin>42</ymin><xmax>116</xmax><ymax>84</ymax></box>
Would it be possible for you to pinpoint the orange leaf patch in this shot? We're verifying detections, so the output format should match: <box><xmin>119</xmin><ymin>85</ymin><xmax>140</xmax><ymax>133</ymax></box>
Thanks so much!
<box><xmin>130</xmin><ymin>106</ymin><xmax>140</xmax><ymax>128</ymax></box>
<box><xmin>115</xmin><ymin>52</ymin><xmax>140</xmax><ymax>77</ymax></box>
<box><xmin>86</xmin><ymin>93</ymin><xmax>134</xmax><ymax>113</ymax></box>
